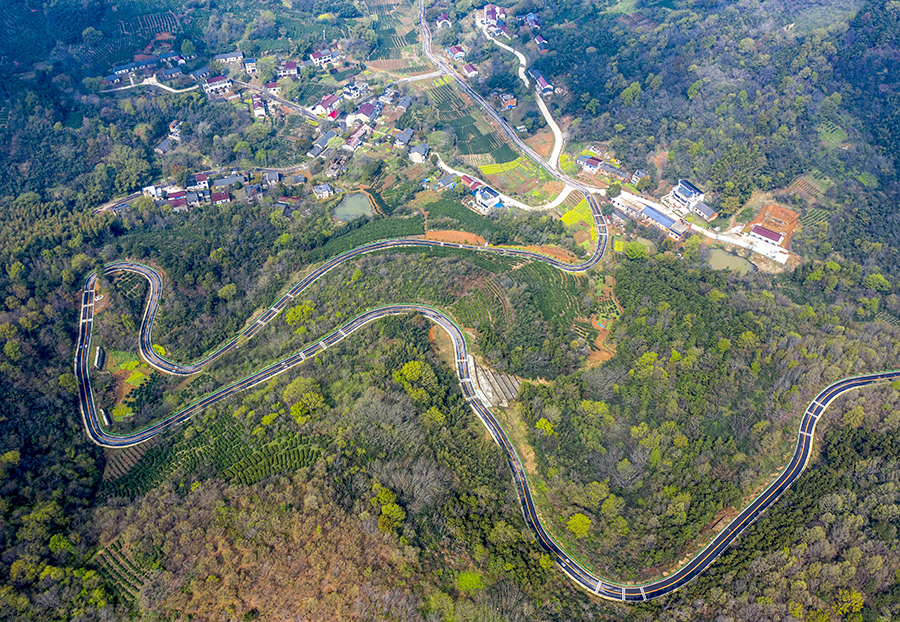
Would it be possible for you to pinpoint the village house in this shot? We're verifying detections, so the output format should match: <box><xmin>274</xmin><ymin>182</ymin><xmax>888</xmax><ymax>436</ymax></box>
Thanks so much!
<box><xmin>691</xmin><ymin>201</ymin><xmax>718</xmax><ymax>221</ymax></box>
<box><xmin>265</xmin><ymin>81</ymin><xmax>281</xmax><ymax>95</ymax></box>
<box><xmin>670</xmin><ymin>179</ymin><xmax>706</xmax><ymax>209</ymax></box>
<box><xmin>500</xmin><ymin>93</ymin><xmax>517</xmax><ymax>109</ymax></box>
<box><xmin>213</xmin><ymin>173</ymin><xmax>249</xmax><ymax>189</ymax></box>
<box><xmin>379</xmin><ymin>89</ymin><xmax>398</xmax><ymax>105</ymax></box>
<box><xmin>524</xmin><ymin>12</ymin><xmax>541</xmax><ymax>29</ymax></box>
<box><xmin>203</xmin><ymin>75</ymin><xmax>232</xmax><ymax>94</ymax></box>
<box><xmin>155</xmin><ymin>137</ymin><xmax>175</xmax><ymax>156</ymax></box>
<box><xmin>598</xmin><ymin>162</ymin><xmax>630</xmax><ymax>182</ymax></box>
<box><xmin>343</xmin><ymin>82</ymin><xmax>370</xmax><ymax>100</ymax></box>
<box><xmin>397</xmin><ymin>95</ymin><xmax>412</xmax><ymax>110</ymax></box>
<box><xmin>187</xmin><ymin>174</ymin><xmax>209</xmax><ymax>191</ymax></box>
<box><xmin>277</xmin><ymin>61</ymin><xmax>298</xmax><ymax>77</ymax></box>
<box><xmin>310</xmin><ymin>49</ymin><xmax>334</xmax><ymax>67</ymax></box>
<box><xmin>463</xmin><ymin>64</ymin><xmax>479</xmax><ymax>78</ymax></box>
<box><xmin>535</xmin><ymin>35</ymin><xmax>549</xmax><ymax>52</ymax></box>
<box><xmin>476</xmin><ymin>186</ymin><xmax>502</xmax><ymax>210</ymax></box>
<box><xmin>311</xmin><ymin>94</ymin><xmax>342</xmax><ymax>116</ymax></box>
<box><xmin>307</xmin><ymin>130</ymin><xmax>337</xmax><ymax>158</ymax></box>
<box><xmin>326</xmin><ymin>154</ymin><xmax>349</xmax><ymax>177</ymax></box>
<box><xmin>409</xmin><ymin>143</ymin><xmax>431</xmax><ymax>164</ymax></box>
<box><xmin>160</xmin><ymin>67</ymin><xmax>183</xmax><ymax>79</ymax></box>
<box><xmin>576</xmin><ymin>155</ymin><xmax>601</xmax><ymax>174</ymax></box>
<box><xmin>461</xmin><ymin>175</ymin><xmax>482</xmax><ymax>191</ymax></box>
<box><xmin>641</xmin><ymin>206</ymin><xmax>687</xmax><ymax>240</ymax></box>
<box><xmin>437</xmin><ymin>12</ymin><xmax>452</xmax><ymax>28</ymax></box>
<box><xmin>348</xmin><ymin>102</ymin><xmax>378</xmax><ymax>126</ymax></box>
<box><xmin>251</xmin><ymin>94</ymin><xmax>266</xmax><ymax>118</ymax></box>
<box><xmin>313</xmin><ymin>183</ymin><xmax>334</xmax><ymax>199</ymax></box>
<box><xmin>214</xmin><ymin>51</ymin><xmax>244</xmax><ymax>65</ymax></box>
<box><xmin>244</xmin><ymin>58</ymin><xmax>257</xmax><ymax>74</ymax></box>
<box><xmin>343</xmin><ymin>125</ymin><xmax>372</xmax><ymax>152</ymax></box>
<box><xmin>103</xmin><ymin>75</ymin><xmax>120</xmax><ymax>85</ymax></box>
<box><xmin>483</xmin><ymin>4</ymin><xmax>507</xmax><ymax>25</ymax></box>
<box><xmin>529</xmin><ymin>69</ymin><xmax>553</xmax><ymax>95</ymax></box>
<box><xmin>632</xmin><ymin>169</ymin><xmax>648</xmax><ymax>184</ymax></box>
<box><xmin>263</xmin><ymin>172</ymin><xmax>280</xmax><ymax>188</ymax></box>
<box><xmin>394</xmin><ymin>128</ymin><xmax>415</xmax><ymax>147</ymax></box>
<box><xmin>190</xmin><ymin>66</ymin><xmax>210</xmax><ymax>81</ymax></box>
<box><xmin>211</xmin><ymin>191</ymin><xmax>231</xmax><ymax>205</ymax></box>
<box><xmin>446</xmin><ymin>46</ymin><xmax>466</xmax><ymax>60</ymax></box>
<box><xmin>433</xmin><ymin>174</ymin><xmax>457</xmax><ymax>191</ymax></box>
<box><xmin>749</xmin><ymin>224</ymin><xmax>784</xmax><ymax>246</ymax></box>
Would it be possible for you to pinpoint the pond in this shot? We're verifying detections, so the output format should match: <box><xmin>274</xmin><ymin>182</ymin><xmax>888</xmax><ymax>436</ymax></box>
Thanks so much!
<box><xmin>706</xmin><ymin>248</ymin><xmax>755</xmax><ymax>274</ymax></box>
<box><xmin>333</xmin><ymin>192</ymin><xmax>373</xmax><ymax>222</ymax></box>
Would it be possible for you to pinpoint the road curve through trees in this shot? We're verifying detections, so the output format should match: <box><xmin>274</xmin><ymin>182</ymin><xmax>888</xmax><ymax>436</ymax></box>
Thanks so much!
<box><xmin>74</xmin><ymin>238</ymin><xmax>900</xmax><ymax>602</ymax></box>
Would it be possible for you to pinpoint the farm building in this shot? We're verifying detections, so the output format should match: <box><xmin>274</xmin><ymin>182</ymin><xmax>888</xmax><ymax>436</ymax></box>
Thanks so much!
<box><xmin>749</xmin><ymin>224</ymin><xmax>784</xmax><ymax>246</ymax></box>
<box><xmin>691</xmin><ymin>201</ymin><xmax>718</xmax><ymax>221</ymax></box>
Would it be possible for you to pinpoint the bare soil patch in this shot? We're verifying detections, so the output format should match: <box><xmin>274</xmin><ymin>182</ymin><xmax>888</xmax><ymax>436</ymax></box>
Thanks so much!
<box><xmin>749</xmin><ymin>202</ymin><xmax>800</xmax><ymax>247</ymax></box>
<box><xmin>423</xmin><ymin>230</ymin><xmax>488</xmax><ymax>246</ymax></box>
<box><xmin>525</xmin><ymin>131</ymin><xmax>554</xmax><ymax>158</ymax></box>
<box><xmin>501</xmin><ymin>244</ymin><xmax>577</xmax><ymax>263</ymax></box>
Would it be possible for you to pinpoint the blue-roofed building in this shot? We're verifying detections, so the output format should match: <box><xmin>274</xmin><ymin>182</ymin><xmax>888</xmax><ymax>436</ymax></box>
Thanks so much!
<box><xmin>671</xmin><ymin>179</ymin><xmax>705</xmax><ymax>208</ymax></box>
<box><xmin>642</xmin><ymin>206</ymin><xmax>675</xmax><ymax>229</ymax></box>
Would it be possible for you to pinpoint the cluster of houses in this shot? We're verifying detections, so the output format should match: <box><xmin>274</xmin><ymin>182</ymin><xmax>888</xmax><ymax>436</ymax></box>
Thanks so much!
<box><xmin>103</xmin><ymin>45</ymin><xmax>341</xmax><ymax>99</ymax></box>
<box><xmin>302</xmin><ymin>85</ymin><xmax>426</xmax><ymax>182</ymax></box>
<box><xmin>610</xmin><ymin>194</ymin><xmax>689</xmax><ymax>241</ymax></box>
<box><xmin>421</xmin><ymin>173</ymin><xmax>504</xmax><ymax>212</ymax></box>
<box><xmin>141</xmin><ymin>170</ymin><xmax>306</xmax><ymax>212</ymax></box>
<box><xmin>667</xmin><ymin>179</ymin><xmax>718</xmax><ymax>222</ymax></box>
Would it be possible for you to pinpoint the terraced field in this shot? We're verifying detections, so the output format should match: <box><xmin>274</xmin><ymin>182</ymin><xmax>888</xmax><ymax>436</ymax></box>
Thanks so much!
<box><xmin>99</xmin><ymin>416</ymin><xmax>321</xmax><ymax>498</ymax></box>
<box><xmin>92</xmin><ymin>538</ymin><xmax>154</xmax><ymax>604</ymax></box>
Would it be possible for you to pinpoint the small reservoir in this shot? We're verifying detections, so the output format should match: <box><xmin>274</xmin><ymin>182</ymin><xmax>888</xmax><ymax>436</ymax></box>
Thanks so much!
<box><xmin>706</xmin><ymin>248</ymin><xmax>755</xmax><ymax>274</ymax></box>
<box><xmin>333</xmin><ymin>193</ymin><xmax>373</xmax><ymax>222</ymax></box>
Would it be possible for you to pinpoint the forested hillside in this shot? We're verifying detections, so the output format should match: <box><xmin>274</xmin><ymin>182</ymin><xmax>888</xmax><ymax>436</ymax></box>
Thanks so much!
<box><xmin>2</xmin><ymin>0</ymin><xmax>900</xmax><ymax>620</ymax></box>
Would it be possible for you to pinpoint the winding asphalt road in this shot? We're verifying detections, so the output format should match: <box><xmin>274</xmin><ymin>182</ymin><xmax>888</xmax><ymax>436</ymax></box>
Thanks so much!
<box><xmin>74</xmin><ymin>243</ymin><xmax>900</xmax><ymax>602</ymax></box>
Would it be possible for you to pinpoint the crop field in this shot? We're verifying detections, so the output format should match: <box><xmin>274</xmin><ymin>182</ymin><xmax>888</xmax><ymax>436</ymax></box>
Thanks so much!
<box><xmin>512</xmin><ymin>262</ymin><xmax>586</xmax><ymax>325</ymax></box>
<box><xmin>425</xmin><ymin>200</ymin><xmax>500</xmax><ymax>237</ymax></box>
<box><xmin>452</xmin><ymin>286</ymin><xmax>507</xmax><ymax>331</ymax></box>
<box><xmin>293</xmin><ymin>82</ymin><xmax>329</xmax><ymax>106</ymax></box>
<box><xmin>99</xmin><ymin>414</ymin><xmax>322</xmax><ymax>498</ymax></box>
<box><xmin>560</xmin><ymin>199</ymin><xmax>597</xmax><ymax>250</ymax></box>
<box><xmin>220</xmin><ymin>434</ymin><xmax>321</xmax><ymax>486</ymax></box>
<box><xmin>278</xmin><ymin>16</ymin><xmax>344</xmax><ymax>41</ymax></box>
<box><xmin>817</xmin><ymin>121</ymin><xmax>847</xmax><ymax>150</ymax></box>
<box><xmin>480</xmin><ymin>156</ymin><xmax>553</xmax><ymax>195</ymax></box>
<box><xmin>309</xmin><ymin>215</ymin><xmax>426</xmax><ymax>260</ymax></box>
<box><xmin>593</xmin><ymin>276</ymin><xmax>621</xmax><ymax>326</ymax></box>
<box><xmin>799</xmin><ymin>208</ymin><xmax>831</xmax><ymax>227</ymax></box>
<box><xmin>92</xmin><ymin>538</ymin><xmax>153</xmax><ymax>603</ymax></box>
<box><xmin>427</xmin><ymin>84</ymin><xmax>505</xmax><ymax>155</ymax></box>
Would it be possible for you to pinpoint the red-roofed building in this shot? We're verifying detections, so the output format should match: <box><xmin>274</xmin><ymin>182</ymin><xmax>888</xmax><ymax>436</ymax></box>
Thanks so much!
<box><xmin>749</xmin><ymin>225</ymin><xmax>784</xmax><ymax>246</ymax></box>
<box><xmin>211</xmin><ymin>191</ymin><xmax>231</xmax><ymax>205</ymax></box>
<box><xmin>203</xmin><ymin>75</ymin><xmax>232</xmax><ymax>93</ymax></box>
<box><xmin>463</xmin><ymin>64</ymin><xmax>479</xmax><ymax>78</ymax></box>
<box><xmin>311</xmin><ymin>93</ymin><xmax>341</xmax><ymax>116</ymax></box>
<box><xmin>437</xmin><ymin>12</ymin><xmax>452</xmax><ymax>28</ymax></box>
<box><xmin>310</xmin><ymin>49</ymin><xmax>334</xmax><ymax>66</ymax></box>
<box><xmin>483</xmin><ymin>4</ymin><xmax>507</xmax><ymax>25</ymax></box>
<box><xmin>446</xmin><ymin>46</ymin><xmax>466</xmax><ymax>60</ymax></box>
